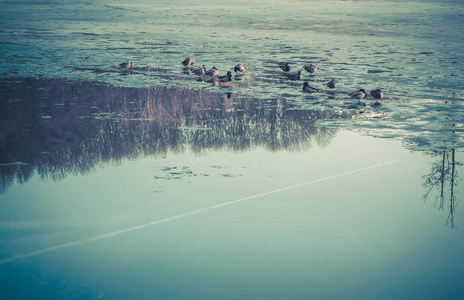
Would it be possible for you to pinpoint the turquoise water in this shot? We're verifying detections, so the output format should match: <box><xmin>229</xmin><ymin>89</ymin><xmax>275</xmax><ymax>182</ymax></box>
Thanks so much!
<box><xmin>0</xmin><ymin>78</ymin><xmax>463</xmax><ymax>300</ymax></box>
<box><xmin>1</xmin><ymin>0</ymin><xmax>464</xmax><ymax>299</ymax></box>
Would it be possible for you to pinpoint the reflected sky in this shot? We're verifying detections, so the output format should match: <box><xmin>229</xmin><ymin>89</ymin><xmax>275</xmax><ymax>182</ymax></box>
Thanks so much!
<box><xmin>1</xmin><ymin>130</ymin><xmax>463</xmax><ymax>299</ymax></box>
<box><xmin>0</xmin><ymin>78</ymin><xmax>463</xmax><ymax>299</ymax></box>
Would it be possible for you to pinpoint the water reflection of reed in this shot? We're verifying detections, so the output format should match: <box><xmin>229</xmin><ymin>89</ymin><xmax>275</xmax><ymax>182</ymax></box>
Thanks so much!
<box><xmin>423</xmin><ymin>149</ymin><xmax>462</xmax><ymax>228</ymax></box>
<box><xmin>0</xmin><ymin>77</ymin><xmax>341</xmax><ymax>194</ymax></box>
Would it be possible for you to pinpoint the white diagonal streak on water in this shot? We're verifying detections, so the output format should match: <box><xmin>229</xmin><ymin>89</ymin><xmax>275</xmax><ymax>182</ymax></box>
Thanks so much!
<box><xmin>0</xmin><ymin>159</ymin><xmax>399</xmax><ymax>265</ymax></box>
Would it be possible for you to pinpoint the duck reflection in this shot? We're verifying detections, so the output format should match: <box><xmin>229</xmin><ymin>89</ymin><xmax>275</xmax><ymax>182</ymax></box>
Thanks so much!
<box><xmin>0</xmin><ymin>78</ymin><xmax>340</xmax><ymax>194</ymax></box>
<box><xmin>423</xmin><ymin>149</ymin><xmax>461</xmax><ymax>228</ymax></box>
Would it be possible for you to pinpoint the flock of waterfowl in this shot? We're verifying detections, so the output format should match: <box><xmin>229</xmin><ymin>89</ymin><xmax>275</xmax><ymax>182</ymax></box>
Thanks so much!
<box><xmin>181</xmin><ymin>58</ymin><xmax>247</xmax><ymax>87</ymax></box>
<box><xmin>119</xmin><ymin>58</ymin><xmax>385</xmax><ymax>102</ymax></box>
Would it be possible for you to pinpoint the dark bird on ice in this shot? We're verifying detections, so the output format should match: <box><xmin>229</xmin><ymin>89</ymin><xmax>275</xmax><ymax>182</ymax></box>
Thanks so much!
<box><xmin>303</xmin><ymin>63</ymin><xmax>317</xmax><ymax>74</ymax></box>
<box><xmin>205</xmin><ymin>66</ymin><xmax>219</xmax><ymax>77</ymax></box>
<box><xmin>218</xmin><ymin>71</ymin><xmax>234</xmax><ymax>82</ymax></box>
<box><xmin>191</xmin><ymin>65</ymin><xmax>206</xmax><ymax>75</ymax></box>
<box><xmin>349</xmin><ymin>89</ymin><xmax>367</xmax><ymax>100</ymax></box>
<box><xmin>119</xmin><ymin>60</ymin><xmax>134</xmax><ymax>70</ymax></box>
<box><xmin>279</xmin><ymin>63</ymin><xmax>291</xmax><ymax>72</ymax></box>
<box><xmin>181</xmin><ymin>58</ymin><xmax>195</xmax><ymax>67</ymax></box>
<box><xmin>234</xmin><ymin>64</ymin><xmax>246</xmax><ymax>73</ymax></box>
<box><xmin>370</xmin><ymin>89</ymin><xmax>384</xmax><ymax>100</ymax></box>
<box><xmin>286</xmin><ymin>70</ymin><xmax>303</xmax><ymax>81</ymax></box>
<box><xmin>302</xmin><ymin>82</ymin><xmax>320</xmax><ymax>93</ymax></box>
<box><xmin>326</xmin><ymin>79</ymin><xmax>337</xmax><ymax>89</ymax></box>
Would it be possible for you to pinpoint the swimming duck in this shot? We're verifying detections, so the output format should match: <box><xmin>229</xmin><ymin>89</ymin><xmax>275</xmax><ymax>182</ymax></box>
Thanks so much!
<box><xmin>286</xmin><ymin>70</ymin><xmax>303</xmax><ymax>81</ymax></box>
<box><xmin>199</xmin><ymin>74</ymin><xmax>214</xmax><ymax>83</ymax></box>
<box><xmin>234</xmin><ymin>64</ymin><xmax>246</xmax><ymax>73</ymax></box>
<box><xmin>302</xmin><ymin>82</ymin><xmax>320</xmax><ymax>93</ymax></box>
<box><xmin>218</xmin><ymin>71</ymin><xmax>234</xmax><ymax>82</ymax></box>
<box><xmin>210</xmin><ymin>77</ymin><xmax>233</xmax><ymax>87</ymax></box>
<box><xmin>210</xmin><ymin>78</ymin><xmax>220</xmax><ymax>87</ymax></box>
<box><xmin>326</xmin><ymin>79</ymin><xmax>337</xmax><ymax>89</ymax></box>
<box><xmin>279</xmin><ymin>63</ymin><xmax>291</xmax><ymax>72</ymax></box>
<box><xmin>304</xmin><ymin>63</ymin><xmax>317</xmax><ymax>74</ymax></box>
<box><xmin>191</xmin><ymin>65</ymin><xmax>206</xmax><ymax>75</ymax></box>
<box><xmin>205</xmin><ymin>66</ymin><xmax>219</xmax><ymax>77</ymax></box>
<box><xmin>370</xmin><ymin>89</ymin><xmax>384</xmax><ymax>100</ymax></box>
<box><xmin>181</xmin><ymin>58</ymin><xmax>195</xmax><ymax>67</ymax></box>
<box><xmin>119</xmin><ymin>60</ymin><xmax>134</xmax><ymax>70</ymax></box>
<box><xmin>349</xmin><ymin>89</ymin><xmax>367</xmax><ymax>100</ymax></box>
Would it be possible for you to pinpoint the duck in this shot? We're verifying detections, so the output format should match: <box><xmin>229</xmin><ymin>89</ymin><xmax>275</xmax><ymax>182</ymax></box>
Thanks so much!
<box><xmin>303</xmin><ymin>63</ymin><xmax>317</xmax><ymax>74</ymax></box>
<box><xmin>218</xmin><ymin>71</ymin><xmax>234</xmax><ymax>82</ymax></box>
<box><xmin>210</xmin><ymin>78</ymin><xmax>220</xmax><ymax>87</ymax></box>
<box><xmin>370</xmin><ymin>89</ymin><xmax>384</xmax><ymax>100</ymax></box>
<box><xmin>205</xmin><ymin>66</ymin><xmax>219</xmax><ymax>77</ymax></box>
<box><xmin>279</xmin><ymin>63</ymin><xmax>291</xmax><ymax>72</ymax></box>
<box><xmin>210</xmin><ymin>78</ymin><xmax>233</xmax><ymax>87</ymax></box>
<box><xmin>181</xmin><ymin>58</ymin><xmax>195</xmax><ymax>67</ymax></box>
<box><xmin>198</xmin><ymin>74</ymin><xmax>215</xmax><ymax>83</ymax></box>
<box><xmin>326</xmin><ymin>79</ymin><xmax>337</xmax><ymax>89</ymax></box>
<box><xmin>286</xmin><ymin>70</ymin><xmax>303</xmax><ymax>81</ymax></box>
<box><xmin>302</xmin><ymin>82</ymin><xmax>320</xmax><ymax>93</ymax></box>
<box><xmin>119</xmin><ymin>60</ymin><xmax>134</xmax><ymax>70</ymax></box>
<box><xmin>234</xmin><ymin>64</ymin><xmax>246</xmax><ymax>73</ymax></box>
<box><xmin>349</xmin><ymin>89</ymin><xmax>367</xmax><ymax>100</ymax></box>
<box><xmin>191</xmin><ymin>65</ymin><xmax>206</xmax><ymax>75</ymax></box>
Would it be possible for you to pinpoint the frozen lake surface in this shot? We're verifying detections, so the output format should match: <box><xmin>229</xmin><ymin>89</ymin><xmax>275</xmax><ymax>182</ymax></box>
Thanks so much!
<box><xmin>1</xmin><ymin>0</ymin><xmax>464</xmax><ymax>299</ymax></box>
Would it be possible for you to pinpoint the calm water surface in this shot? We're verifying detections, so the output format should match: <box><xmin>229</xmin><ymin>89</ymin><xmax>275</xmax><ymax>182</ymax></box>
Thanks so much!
<box><xmin>1</xmin><ymin>0</ymin><xmax>464</xmax><ymax>299</ymax></box>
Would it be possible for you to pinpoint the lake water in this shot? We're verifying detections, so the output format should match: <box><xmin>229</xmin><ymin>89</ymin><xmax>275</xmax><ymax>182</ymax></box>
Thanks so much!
<box><xmin>1</xmin><ymin>0</ymin><xmax>464</xmax><ymax>299</ymax></box>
